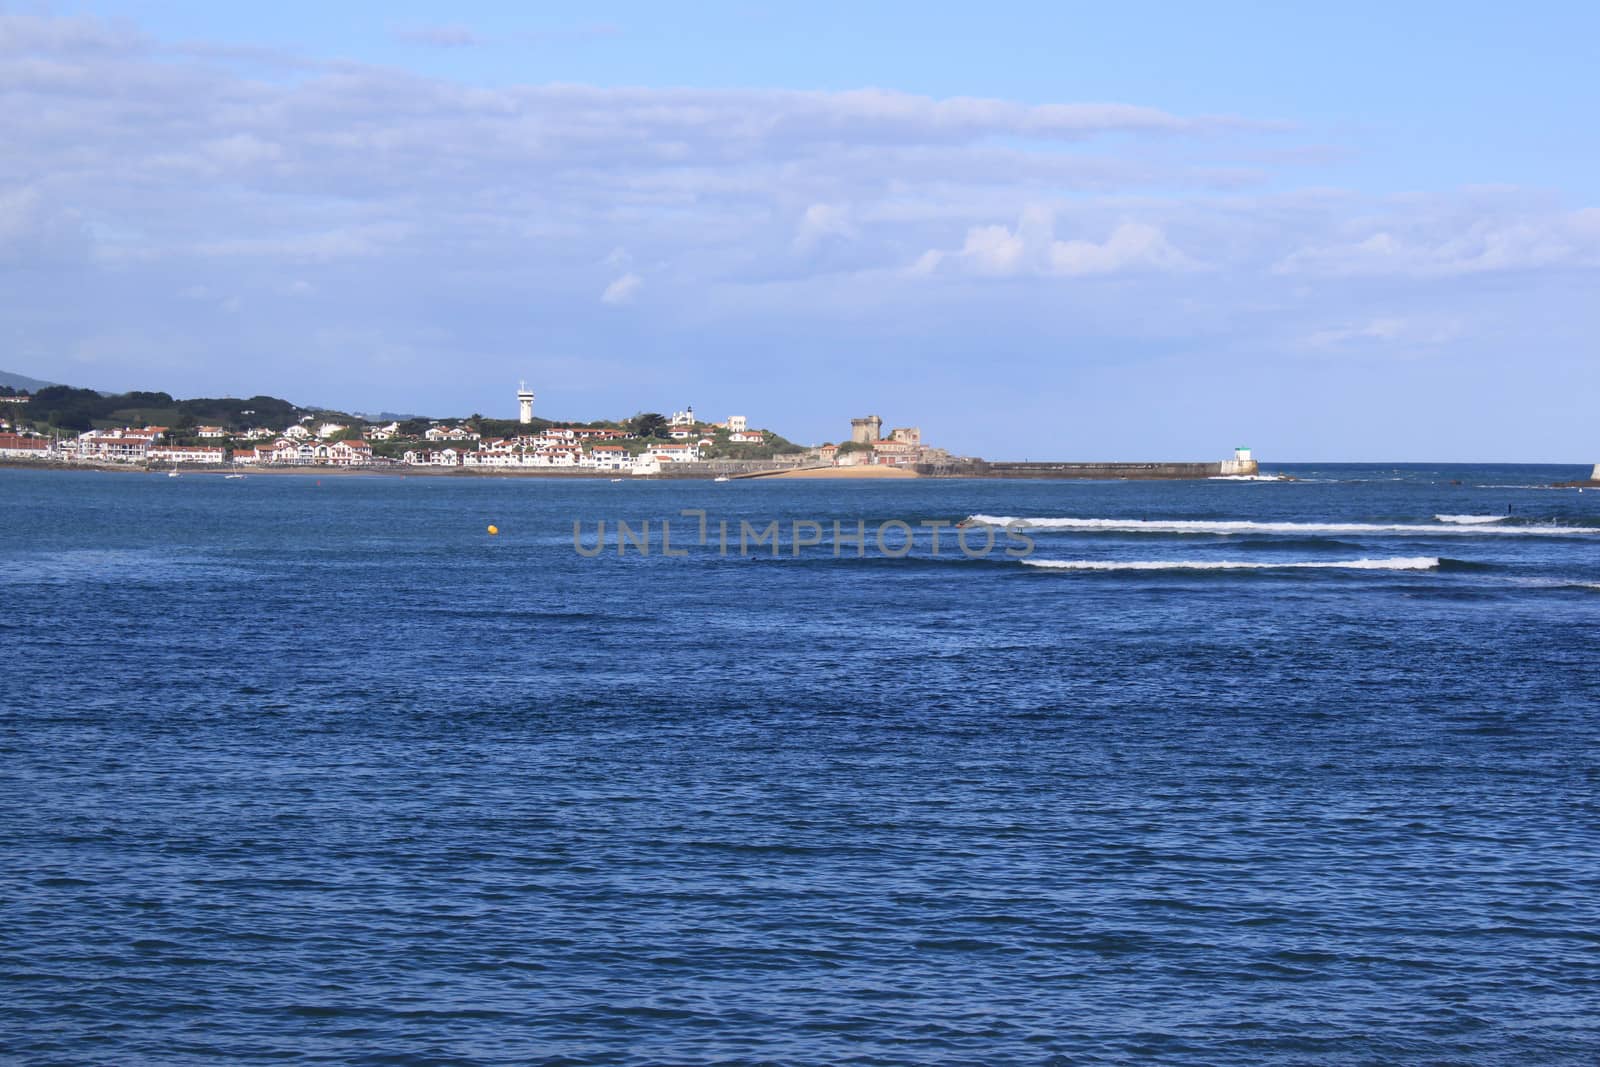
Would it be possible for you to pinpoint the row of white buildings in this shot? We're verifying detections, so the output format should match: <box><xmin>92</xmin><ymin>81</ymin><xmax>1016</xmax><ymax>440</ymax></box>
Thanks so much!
<box><xmin>13</xmin><ymin>397</ymin><xmax>777</xmax><ymax>469</ymax></box>
<box><xmin>235</xmin><ymin>439</ymin><xmax>374</xmax><ymax>467</ymax></box>
<box><xmin>41</xmin><ymin>424</ymin><xmax>719</xmax><ymax>472</ymax></box>
<box><xmin>403</xmin><ymin>439</ymin><xmax>705</xmax><ymax>472</ymax></box>
<box><xmin>64</xmin><ymin>428</ymin><xmax>370</xmax><ymax>467</ymax></box>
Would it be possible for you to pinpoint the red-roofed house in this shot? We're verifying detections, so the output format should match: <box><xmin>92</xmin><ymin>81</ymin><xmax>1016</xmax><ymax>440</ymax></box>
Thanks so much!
<box><xmin>317</xmin><ymin>440</ymin><xmax>373</xmax><ymax>467</ymax></box>
<box><xmin>0</xmin><ymin>433</ymin><xmax>49</xmax><ymax>458</ymax></box>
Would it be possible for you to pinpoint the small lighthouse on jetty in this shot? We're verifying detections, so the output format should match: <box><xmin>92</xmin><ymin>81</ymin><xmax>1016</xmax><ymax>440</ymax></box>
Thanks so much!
<box><xmin>517</xmin><ymin>381</ymin><xmax>535</xmax><ymax>425</ymax></box>
<box><xmin>1219</xmin><ymin>447</ymin><xmax>1258</xmax><ymax>476</ymax></box>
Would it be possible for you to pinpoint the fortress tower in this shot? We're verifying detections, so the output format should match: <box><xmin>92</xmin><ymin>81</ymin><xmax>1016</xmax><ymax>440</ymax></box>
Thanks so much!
<box><xmin>517</xmin><ymin>381</ymin><xmax>535</xmax><ymax>425</ymax></box>
<box><xmin>850</xmin><ymin>415</ymin><xmax>883</xmax><ymax>445</ymax></box>
<box><xmin>890</xmin><ymin>426</ymin><xmax>921</xmax><ymax>446</ymax></box>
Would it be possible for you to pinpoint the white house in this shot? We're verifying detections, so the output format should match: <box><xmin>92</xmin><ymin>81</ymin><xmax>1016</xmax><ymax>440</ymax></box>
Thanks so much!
<box><xmin>196</xmin><ymin>425</ymin><xmax>228</xmax><ymax>439</ymax></box>
<box><xmin>366</xmin><ymin>422</ymin><xmax>401</xmax><ymax>441</ymax></box>
<box><xmin>317</xmin><ymin>440</ymin><xmax>373</xmax><ymax>466</ymax></box>
<box><xmin>644</xmin><ymin>443</ymin><xmax>701</xmax><ymax>463</ymax></box>
<box><xmin>425</xmin><ymin>425</ymin><xmax>480</xmax><ymax>442</ymax></box>
<box><xmin>403</xmin><ymin>448</ymin><xmax>460</xmax><ymax>467</ymax></box>
<box><xmin>729</xmin><ymin>430</ymin><xmax>765</xmax><ymax>444</ymax></box>
<box><xmin>463</xmin><ymin>449</ymin><xmax>528</xmax><ymax>468</ymax></box>
<box><xmin>727</xmin><ymin>415</ymin><xmax>748</xmax><ymax>433</ymax></box>
<box><xmin>148</xmin><ymin>445</ymin><xmax>226</xmax><ymax>465</ymax></box>
<box><xmin>526</xmin><ymin>448</ymin><xmax>580</xmax><ymax>467</ymax></box>
<box><xmin>670</xmin><ymin>407</ymin><xmax>696</xmax><ymax>427</ymax></box>
<box><xmin>283</xmin><ymin>424</ymin><xmax>312</xmax><ymax>440</ymax></box>
<box><xmin>259</xmin><ymin>439</ymin><xmax>317</xmax><ymax>464</ymax></box>
<box><xmin>79</xmin><ymin>429</ymin><xmax>161</xmax><ymax>462</ymax></box>
<box><xmin>583</xmin><ymin>445</ymin><xmax>636</xmax><ymax>470</ymax></box>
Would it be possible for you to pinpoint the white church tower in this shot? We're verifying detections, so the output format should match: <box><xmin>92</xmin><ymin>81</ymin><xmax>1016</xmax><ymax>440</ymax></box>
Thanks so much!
<box><xmin>517</xmin><ymin>380</ymin><xmax>535</xmax><ymax>425</ymax></box>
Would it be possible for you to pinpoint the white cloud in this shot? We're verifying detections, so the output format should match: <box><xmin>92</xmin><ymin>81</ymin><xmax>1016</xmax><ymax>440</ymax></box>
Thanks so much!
<box><xmin>392</xmin><ymin>24</ymin><xmax>480</xmax><ymax>48</ymax></box>
<box><xmin>601</xmin><ymin>272</ymin><xmax>641</xmax><ymax>304</ymax></box>
<box><xmin>1275</xmin><ymin>210</ymin><xmax>1600</xmax><ymax>277</ymax></box>
<box><xmin>0</xmin><ymin>187</ymin><xmax>45</xmax><ymax>248</ymax></box>
<box><xmin>1048</xmin><ymin>222</ymin><xmax>1192</xmax><ymax>275</ymax></box>
<box><xmin>1302</xmin><ymin>316</ymin><xmax>1462</xmax><ymax>352</ymax></box>
<box><xmin>0</xmin><ymin>184</ymin><xmax>89</xmax><ymax>265</ymax></box>
<box><xmin>914</xmin><ymin>208</ymin><xmax>1195</xmax><ymax>278</ymax></box>
<box><xmin>794</xmin><ymin>203</ymin><xmax>856</xmax><ymax>251</ymax></box>
<box><xmin>192</xmin><ymin>223</ymin><xmax>413</xmax><ymax>263</ymax></box>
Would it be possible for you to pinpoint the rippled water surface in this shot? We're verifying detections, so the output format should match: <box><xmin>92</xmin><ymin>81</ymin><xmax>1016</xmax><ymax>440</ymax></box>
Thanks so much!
<box><xmin>3</xmin><ymin>464</ymin><xmax>1599</xmax><ymax>1064</ymax></box>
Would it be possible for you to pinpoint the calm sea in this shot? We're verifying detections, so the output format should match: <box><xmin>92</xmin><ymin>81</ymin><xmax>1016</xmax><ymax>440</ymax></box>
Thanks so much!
<box><xmin>3</xmin><ymin>464</ymin><xmax>1598</xmax><ymax>1064</ymax></box>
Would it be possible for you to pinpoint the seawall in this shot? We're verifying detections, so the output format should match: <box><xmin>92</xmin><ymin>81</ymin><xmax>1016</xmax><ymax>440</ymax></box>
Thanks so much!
<box><xmin>918</xmin><ymin>459</ymin><xmax>1259</xmax><ymax>480</ymax></box>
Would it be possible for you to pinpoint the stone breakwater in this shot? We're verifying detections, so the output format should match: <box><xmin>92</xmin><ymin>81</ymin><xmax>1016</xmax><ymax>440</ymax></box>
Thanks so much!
<box><xmin>920</xmin><ymin>459</ymin><xmax>1260</xmax><ymax>479</ymax></box>
<box><xmin>1548</xmin><ymin>464</ymin><xmax>1600</xmax><ymax>489</ymax></box>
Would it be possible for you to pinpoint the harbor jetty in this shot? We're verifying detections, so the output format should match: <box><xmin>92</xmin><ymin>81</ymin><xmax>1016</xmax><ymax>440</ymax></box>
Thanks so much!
<box><xmin>914</xmin><ymin>448</ymin><xmax>1260</xmax><ymax>480</ymax></box>
<box><xmin>1551</xmin><ymin>464</ymin><xmax>1600</xmax><ymax>488</ymax></box>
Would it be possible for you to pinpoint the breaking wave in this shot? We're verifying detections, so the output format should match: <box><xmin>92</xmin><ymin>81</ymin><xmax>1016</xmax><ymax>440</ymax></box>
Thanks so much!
<box><xmin>1434</xmin><ymin>514</ymin><xmax>1510</xmax><ymax>525</ymax></box>
<box><xmin>1022</xmin><ymin>556</ymin><xmax>1442</xmax><ymax>572</ymax></box>
<box><xmin>967</xmin><ymin>515</ymin><xmax>1598</xmax><ymax>537</ymax></box>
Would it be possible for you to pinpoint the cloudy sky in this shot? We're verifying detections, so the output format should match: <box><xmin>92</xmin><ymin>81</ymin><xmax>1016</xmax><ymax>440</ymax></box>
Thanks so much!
<box><xmin>4</xmin><ymin>1</ymin><xmax>1598</xmax><ymax>459</ymax></box>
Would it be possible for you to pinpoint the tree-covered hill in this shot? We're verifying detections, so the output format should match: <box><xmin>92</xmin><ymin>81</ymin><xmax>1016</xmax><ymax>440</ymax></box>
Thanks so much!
<box><xmin>25</xmin><ymin>386</ymin><xmax>302</xmax><ymax>433</ymax></box>
<box><xmin>0</xmin><ymin>369</ymin><xmax>59</xmax><ymax>393</ymax></box>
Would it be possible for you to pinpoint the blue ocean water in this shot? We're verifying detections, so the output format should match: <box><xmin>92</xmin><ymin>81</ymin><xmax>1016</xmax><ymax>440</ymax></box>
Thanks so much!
<box><xmin>3</xmin><ymin>463</ymin><xmax>1599</xmax><ymax>1065</ymax></box>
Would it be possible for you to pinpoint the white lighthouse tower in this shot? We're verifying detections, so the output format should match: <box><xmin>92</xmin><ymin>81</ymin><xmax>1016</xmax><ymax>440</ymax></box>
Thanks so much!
<box><xmin>517</xmin><ymin>380</ymin><xmax>535</xmax><ymax>425</ymax></box>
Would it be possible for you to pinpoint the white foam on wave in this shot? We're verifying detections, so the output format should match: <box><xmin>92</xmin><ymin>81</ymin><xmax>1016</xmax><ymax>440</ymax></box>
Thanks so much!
<box><xmin>1208</xmin><ymin>474</ymin><xmax>1287</xmax><ymax>481</ymax></box>
<box><xmin>1434</xmin><ymin>514</ymin><xmax>1509</xmax><ymax>525</ymax></box>
<box><xmin>966</xmin><ymin>515</ymin><xmax>1597</xmax><ymax>537</ymax></box>
<box><xmin>1022</xmin><ymin>556</ymin><xmax>1444</xmax><ymax>572</ymax></box>
<box><xmin>1017</xmin><ymin>556</ymin><xmax>1446</xmax><ymax>572</ymax></box>
<box><xmin>1478</xmin><ymin>484</ymin><xmax>1565</xmax><ymax>491</ymax></box>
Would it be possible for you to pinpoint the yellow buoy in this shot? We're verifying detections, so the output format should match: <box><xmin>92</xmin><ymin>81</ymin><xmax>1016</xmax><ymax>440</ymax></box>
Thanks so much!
<box><xmin>487</xmin><ymin>524</ymin><xmax>499</xmax><ymax>536</ymax></box>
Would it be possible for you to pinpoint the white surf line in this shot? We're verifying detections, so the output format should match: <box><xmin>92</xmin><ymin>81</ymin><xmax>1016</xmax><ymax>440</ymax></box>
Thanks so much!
<box><xmin>967</xmin><ymin>516</ymin><xmax>1598</xmax><ymax>537</ymax></box>
<box><xmin>1022</xmin><ymin>556</ymin><xmax>1442</xmax><ymax>571</ymax></box>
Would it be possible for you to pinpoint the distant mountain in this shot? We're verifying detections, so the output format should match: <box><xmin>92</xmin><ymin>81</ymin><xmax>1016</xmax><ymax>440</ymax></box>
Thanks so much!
<box><xmin>0</xmin><ymin>369</ymin><xmax>60</xmax><ymax>392</ymax></box>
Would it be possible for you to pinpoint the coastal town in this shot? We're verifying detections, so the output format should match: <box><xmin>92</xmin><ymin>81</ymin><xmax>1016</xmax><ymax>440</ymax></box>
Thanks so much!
<box><xmin>0</xmin><ymin>381</ymin><xmax>955</xmax><ymax>476</ymax></box>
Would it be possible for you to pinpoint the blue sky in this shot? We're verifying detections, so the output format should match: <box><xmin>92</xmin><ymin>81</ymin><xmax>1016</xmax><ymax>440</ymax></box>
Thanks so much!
<box><xmin>4</xmin><ymin>2</ymin><xmax>1598</xmax><ymax>459</ymax></box>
